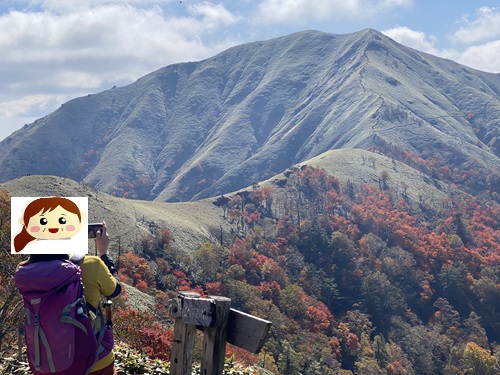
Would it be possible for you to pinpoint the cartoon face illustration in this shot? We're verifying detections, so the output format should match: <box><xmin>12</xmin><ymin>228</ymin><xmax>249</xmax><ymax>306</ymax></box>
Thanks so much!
<box><xmin>12</xmin><ymin>197</ymin><xmax>86</xmax><ymax>253</ymax></box>
<box><xmin>25</xmin><ymin>205</ymin><xmax>82</xmax><ymax>240</ymax></box>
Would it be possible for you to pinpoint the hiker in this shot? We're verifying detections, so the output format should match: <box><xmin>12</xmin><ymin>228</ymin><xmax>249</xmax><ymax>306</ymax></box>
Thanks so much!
<box><xmin>15</xmin><ymin>221</ymin><xmax>121</xmax><ymax>375</ymax></box>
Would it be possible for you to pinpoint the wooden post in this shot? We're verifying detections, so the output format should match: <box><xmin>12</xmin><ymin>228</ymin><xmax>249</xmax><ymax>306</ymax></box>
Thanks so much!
<box><xmin>169</xmin><ymin>292</ymin><xmax>200</xmax><ymax>375</ymax></box>
<box><xmin>168</xmin><ymin>293</ymin><xmax>271</xmax><ymax>375</ymax></box>
<box><xmin>200</xmin><ymin>296</ymin><xmax>231</xmax><ymax>375</ymax></box>
<box><xmin>170</xmin><ymin>318</ymin><xmax>197</xmax><ymax>375</ymax></box>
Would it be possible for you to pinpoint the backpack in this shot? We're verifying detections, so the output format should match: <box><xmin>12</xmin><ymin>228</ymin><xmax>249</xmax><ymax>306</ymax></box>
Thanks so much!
<box><xmin>15</xmin><ymin>259</ymin><xmax>100</xmax><ymax>375</ymax></box>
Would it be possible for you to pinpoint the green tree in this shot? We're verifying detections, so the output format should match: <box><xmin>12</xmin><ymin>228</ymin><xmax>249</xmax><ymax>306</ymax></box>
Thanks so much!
<box><xmin>279</xmin><ymin>284</ymin><xmax>307</xmax><ymax>319</ymax></box>
<box><xmin>470</xmin><ymin>266</ymin><xmax>500</xmax><ymax>341</ymax></box>
<box><xmin>390</xmin><ymin>316</ymin><xmax>449</xmax><ymax>375</ymax></box>
<box><xmin>343</xmin><ymin>310</ymin><xmax>375</xmax><ymax>339</ymax></box>
<box><xmin>432</xmin><ymin>297</ymin><xmax>461</xmax><ymax>332</ymax></box>
<box><xmin>437</xmin><ymin>262</ymin><xmax>471</xmax><ymax>316</ymax></box>
<box><xmin>277</xmin><ymin>340</ymin><xmax>303</xmax><ymax>375</ymax></box>
<box><xmin>361</xmin><ymin>271</ymin><xmax>406</xmax><ymax>330</ymax></box>
<box><xmin>462</xmin><ymin>313</ymin><xmax>489</xmax><ymax>349</ymax></box>
<box><xmin>191</xmin><ymin>242</ymin><xmax>228</xmax><ymax>283</ymax></box>
<box><xmin>226</xmin><ymin>280</ymin><xmax>262</xmax><ymax>312</ymax></box>
<box><xmin>373</xmin><ymin>334</ymin><xmax>391</xmax><ymax>369</ymax></box>
<box><xmin>297</xmin><ymin>219</ymin><xmax>331</xmax><ymax>267</ymax></box>
<box><xmin>355</xmin><ymin>358</ymin><xmax>387</xmax><ymax>375</ymax></box>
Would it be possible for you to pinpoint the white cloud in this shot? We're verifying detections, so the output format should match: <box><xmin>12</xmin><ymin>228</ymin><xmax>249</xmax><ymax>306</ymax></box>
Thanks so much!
<box><xmin>0</xmin><ymin>4</ymin><xmax>218</xmax><ymax>65</ymax></box>
<box><xmin>381</xmin><ymin>0</ymin><xmax>411</xmax><ymax>6</ymax></box>
<box><xmin>0</xmin><ymin>93</ymin><xmax>74</xmax><ymax>141</ymax></box>
<box><xmin>452</xmin><ymin>6</ymin><xmax>500</xmax><ymax>44</ymax></box>
<box><xmin>0</xmin><ymin>1</ymin><xmax>242</xmax><ymax>140</ymax></box>
<box><xmin>0</xmin><ymin>94</ymin><xmax>68</xmax><ymax>118</ymax></box>
<box><xmin>458</xmin><ymin>40</ymin><xmax>500</xmax><ymax>73</ymax></box>
<box><xmin>382</xmin><ymin>26</ymin><xmax>440</xmax><ymax>54</ymax></box>
<box><xmin>383</xmin><ymin>26</ymin><xmax>499</xmax><ymax>74</ymax></box>
<box><xmin>188</xmin><ymin>2</ymin><xmax>241</xmax><ymax>29</ymax></box>
<box><xmin>0</xmin><ymin>2</ymin><xmax>240</xmax><ymax>90</ymax></box>
<box><xmin>22</xmin><ymin>0</ymin><xmax>175</xmax><ymax>13</ymax></box>
<box><xmin>256</xmin><ymin>0</ymin><xmax>412</xmax><ymax>24</ymax></box>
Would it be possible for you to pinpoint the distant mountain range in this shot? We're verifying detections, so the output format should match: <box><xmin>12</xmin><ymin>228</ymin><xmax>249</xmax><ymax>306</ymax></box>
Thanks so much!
<box><xmin>0</xmin><ymin>29</ymin><xmax>499</xmax><ymax>202</ymax></box>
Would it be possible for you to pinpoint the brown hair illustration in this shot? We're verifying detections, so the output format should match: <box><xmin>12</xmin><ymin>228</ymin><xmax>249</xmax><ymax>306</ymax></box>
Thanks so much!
<box><xmin>14</xmin><ymin>197</ymin><xmax>82</xmax><ymax>252</ymax></box>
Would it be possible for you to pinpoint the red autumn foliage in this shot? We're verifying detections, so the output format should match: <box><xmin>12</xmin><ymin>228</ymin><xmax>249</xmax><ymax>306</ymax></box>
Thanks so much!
<box><xmin>205</xmin><ymin>281</ymin><xmax>226</xmax><ymax>296</ymax></box>
<box><xmin>226</xmin><ymin>345</ymin><xmax>258</xmax><ymax>366</ymax></box>
<box><xmin>330</xmin><ymin>337</ymin><xmax>342</xmax><ymax>360</ymax></box>
<box><xmin>347</xmin><ymin>332</ymin><xmax>360</xmax><ymax>353</ymax></box>
<box><xmin>386</xmin><ymin>360</ymin><xmax>406</xmax><ymax>375</ymax></box>
<box><xmin>172</xmin><ymin>269</ymin><xmax>192</xmax><ymax>290</ymax></box>
<box><xmin>118</xmin><ymin>252</ymin><xmax>154</xmax><ymax>290</ymax></box>
<box><xmin>259</xmin><ymin>281</ymin><xmax>282</xmax><ymax>303</ymax></box>
<box><xmin>306</xmin><ymin>300</ymin><xmax>333</xmax><ymax>333</ymax></box>
<box><xmin>113</xmin><ymin>308</ymin><xmax>173</xmax><ymax>360</ymax></box>
<box><xmin>229</xmin><ymin>237</ymin><xmax>287</xmax><ymax>287</ymax></box>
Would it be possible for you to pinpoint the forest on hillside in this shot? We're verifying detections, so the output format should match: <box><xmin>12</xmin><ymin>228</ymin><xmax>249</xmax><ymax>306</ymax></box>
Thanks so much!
<box><xmin>1</xmin><ymin>165</ymin><xmax>499</xmax><ymax>375</ymax></box>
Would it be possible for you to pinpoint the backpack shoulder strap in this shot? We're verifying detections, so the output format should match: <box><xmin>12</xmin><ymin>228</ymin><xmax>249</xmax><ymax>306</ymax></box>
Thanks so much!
<box><xmin>69</xmin><ymin>253</ymin><xmax>86</xmax><ymax>266</ymax></box>
<box><xmin>69</xmin><ymin>253</ymin><xmax>107</xmax><ymax>358</ymax></box>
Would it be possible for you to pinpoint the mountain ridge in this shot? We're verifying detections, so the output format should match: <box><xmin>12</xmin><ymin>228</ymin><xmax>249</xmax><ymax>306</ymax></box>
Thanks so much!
<box><xmin>0</xmin><ymin>28</ymin><xmax>498</xmax><ymax>202</ymax></box>
<box><xmin>0</xmin><ymin>147</ymin><xmax>460</xmax><ymax>255</ymax></box>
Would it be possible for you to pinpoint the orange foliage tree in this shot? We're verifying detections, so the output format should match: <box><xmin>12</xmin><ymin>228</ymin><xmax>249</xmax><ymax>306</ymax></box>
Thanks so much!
<box><xmin>118</xmin><ymin>252</ymin><xmax>155</xmax><ymax>292</ymax></box>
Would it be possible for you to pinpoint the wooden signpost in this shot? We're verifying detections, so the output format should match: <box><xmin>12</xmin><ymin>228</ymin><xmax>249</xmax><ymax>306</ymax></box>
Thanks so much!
<box><xmin>168</xmin><ymin>292</ymin><xmax>272</xmax><ymax>375</ymax></box>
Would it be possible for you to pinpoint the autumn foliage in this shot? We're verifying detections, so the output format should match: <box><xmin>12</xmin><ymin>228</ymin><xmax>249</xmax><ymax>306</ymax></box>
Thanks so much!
<box><xmin>113</xmin><ymin>308</ymin><xmax>173</xmax><ymax>361</ymax></box>
<box><xmin>1</xmin><ymin>161</ymin><xmax>499</xmax><ymax>374</ymax></box>
<box><xmin>77</xmin><ymin>164</ymin><xmax>500</xmax><ymax>373</ymax></box>
<box><xmin>210</xmin><ymin>165</ymin><xmax>500</xmax><ymax>374</ymax></box>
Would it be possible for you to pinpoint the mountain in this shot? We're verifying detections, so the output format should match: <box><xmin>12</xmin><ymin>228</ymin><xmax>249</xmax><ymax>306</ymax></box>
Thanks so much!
<box><xmin>0</xmin><ymin>29</ymin><xmax>499</xmax><ymax>202</ymax></box>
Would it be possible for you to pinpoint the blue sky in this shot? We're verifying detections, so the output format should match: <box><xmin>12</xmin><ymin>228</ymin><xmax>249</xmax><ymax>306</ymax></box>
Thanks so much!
<box><xmin>1</xmin><ymin>0</ymin><xmax>499</xmax><ymax>141</ymax></box>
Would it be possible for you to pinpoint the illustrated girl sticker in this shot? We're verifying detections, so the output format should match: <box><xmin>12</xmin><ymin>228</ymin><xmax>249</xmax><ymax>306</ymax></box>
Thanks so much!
<box><xmin>11</xmin><ymin>197</ymin><xmax>89</xmax><ymax>254</ymax></box>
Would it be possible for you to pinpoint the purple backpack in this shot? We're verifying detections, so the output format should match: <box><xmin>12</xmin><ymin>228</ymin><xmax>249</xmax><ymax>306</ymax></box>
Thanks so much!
<box><xmin>15</xmin><ymin>260</ymin><xmax>99</xmax><ymax>375</ymax></box>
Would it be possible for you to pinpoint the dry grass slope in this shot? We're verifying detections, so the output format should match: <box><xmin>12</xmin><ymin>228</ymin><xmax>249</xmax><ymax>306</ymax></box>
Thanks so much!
<box><xmin>1</xmin><ymin>175</ymin><xmax>230</xmax><ymax>256</ymax></box>
<box><xmin>252</xmin><ymin>148</ymin><xmax>455</xmax><ymax>214</ymax></box>
<box><xmin>2</xmin><ymin>148</ymin><xmax>458</xmax><ymax>257</ymax></box>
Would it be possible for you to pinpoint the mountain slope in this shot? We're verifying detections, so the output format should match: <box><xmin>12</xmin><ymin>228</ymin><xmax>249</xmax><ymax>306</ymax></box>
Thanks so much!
<box><xmin>0</xmin><ymin>175</ymin><xmax>229</xmax><ymax>253</ymax></box>
<box><xmin>1</xmin><ymin>147</ymin><xmax>457</xmax><ymax>252</ymax></box>
<box><xmin>0</xmin><ymin>29</ymin><xmax>498</xmax><ymax>202</ymax></box>
<box><xmin>1</xmin><ymin>146</ymin><xmax>456</xmax><ymax>251</ymax></box>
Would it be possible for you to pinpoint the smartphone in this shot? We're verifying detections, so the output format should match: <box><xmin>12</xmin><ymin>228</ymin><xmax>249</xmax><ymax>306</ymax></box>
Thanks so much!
<box><xmin>88</xmin><ymin>223</ymin><xmax>103</xmax><ymax>238</ymax></box>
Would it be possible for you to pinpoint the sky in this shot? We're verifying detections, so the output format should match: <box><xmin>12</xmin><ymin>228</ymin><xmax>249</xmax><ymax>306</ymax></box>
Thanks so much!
<box><xmin>1</xmin><ymin>0</ymin><xmax>499</xmax><ymax>141</ymax></box>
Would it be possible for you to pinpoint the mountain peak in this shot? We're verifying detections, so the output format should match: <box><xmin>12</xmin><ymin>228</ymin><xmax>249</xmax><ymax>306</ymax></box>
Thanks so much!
<box><xmin>0</xmin><ymin>29</ymin><xmax>498</xmax><ymax>202</ymax></box>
